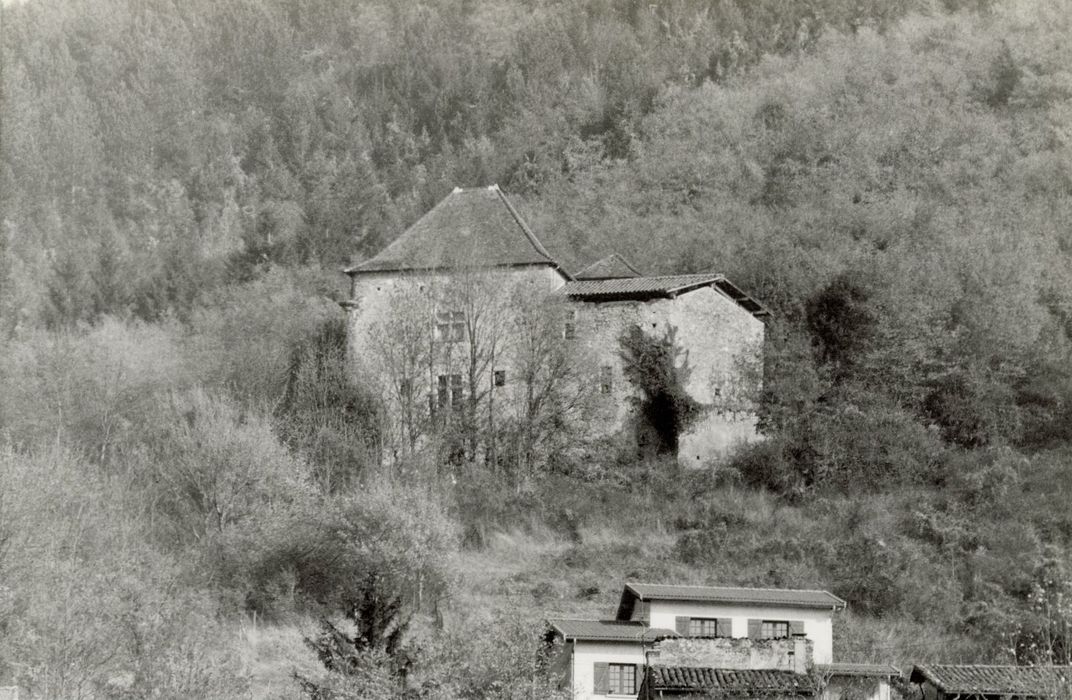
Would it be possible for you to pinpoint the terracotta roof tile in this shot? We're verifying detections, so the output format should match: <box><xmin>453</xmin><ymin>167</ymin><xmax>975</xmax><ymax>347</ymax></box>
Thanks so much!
<box><xmin>649</xmin><ymin>667</ymin><xmax>817</xmax><ymax>695</ymax></box>
<box><xmin>619</xmin><ymin>583</ymin><xmax>845</xmax><ymax>615</ymax></box>
<box><xmin>547</xmin><ymin>618</ymin><xmax>678</xmax><ymax>643</ymax></box>
<box><xmin>910</xmin><ymin>664</ymin><xmax>1071</xmax><ymax>696</ymax></box>
<box><xmin>346</xmin><ymin>185</ymin><xmax>562</xmax><ymax>274</ymax></box>
<box><xmin>563</xmin><ymin>276</ymin><xmax>769</xmax><ymax>317</ymax></box>
<box><xmin>563</xmin><ymin>273</ymin><xmax>724</xmax><ymax>298</ymax></box>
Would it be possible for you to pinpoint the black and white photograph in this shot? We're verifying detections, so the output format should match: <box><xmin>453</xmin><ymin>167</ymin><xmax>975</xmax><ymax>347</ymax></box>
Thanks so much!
<box><xmin>0</xmin><ymin>0</ymin><xmax>1070</xmax><ymax>697</ymax></box>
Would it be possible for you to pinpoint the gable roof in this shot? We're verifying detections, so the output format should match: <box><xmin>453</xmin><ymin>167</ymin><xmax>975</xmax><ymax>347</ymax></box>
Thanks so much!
<box><xmin>617</xmin><ymin>583</ymin><xmax>845</xmax><ymax>620</ymax></box>
<box><xmin>573</xmin><ymin>253</ymin><xmax>644</xmax><ymax>280</ymax></box>
<box><xmin>909</xmin><ymin>664</ymin><xmax>1071</xmax><ymax>697</ymax></box>
<box><xmin>644</xmin><ymin>667</ymin><xmax>817</xmax><ymax>696</ymax></box>
<box><xmin>345</xmin><ymin>185</ymin><xmax>565</xmax><ymax>275</ymax></box>
<box><xmin>547</xmin><ymin>618</ymin><xmax>678</xmax><ymax>643</ymax></box>
<box><xmin>562</xmin><ymin>274</ymin><xmax>769</xmax><ymax>318</ymax></box>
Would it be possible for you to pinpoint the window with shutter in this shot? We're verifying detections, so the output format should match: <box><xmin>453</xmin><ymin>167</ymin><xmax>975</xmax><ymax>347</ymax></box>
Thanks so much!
<box><xmin>747</xmin><ymin>618</ymin><xmax>763</xmax><ymax>639</ymax></box>
<box><xmin>675</xmin><ymin>616</ymin><xmax>691</xmax><ymax>635</ymax></box>
<box><xmin>789</xmin><ymin>620</ymin><xmax>806</xmax><ymax>636</ymax></box>
<box><xmin>688</xmin><ymin>617</ymin><xmax>719</xmax><ymax>636</ymax></box>
<box><xmin>593</xmin><ymin>662</ymin><xmax>609</xmax><ymax>694</ymax></box>
<box><xmin>761</xmin><ymin>620</ymin><xmax>790</xmax><ymax>639</ymax></box>
<box><xmin>716</xmin><ymin>618</ymin><xmax>733</xmax><ymax>637</ymax></box>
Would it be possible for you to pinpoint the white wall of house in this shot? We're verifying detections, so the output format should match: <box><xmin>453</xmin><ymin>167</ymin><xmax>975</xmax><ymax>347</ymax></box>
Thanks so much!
<box><xmin>641</xmin><ymin>601</ymin><xmax>835</xmax><ymax>664</ymax></box>
<box><xmin>569</xmin><ymin>640</ymin><xmax>647</xmax><ymax>700</ymax></box>
<box><xmin>823</xmin><ymin>676</ymin><xmax>891</xmax><ymax>700</ymax></box>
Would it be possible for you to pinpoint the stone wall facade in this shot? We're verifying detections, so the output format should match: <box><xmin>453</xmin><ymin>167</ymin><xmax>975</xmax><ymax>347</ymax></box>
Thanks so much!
<box><xmin>573</xmin><ymin>285</ymin><xmax>764</xmax><ymax>465</ymax></box>
<box><xmin>654</xmin><ymin>637</ymin><xmax>813</xmax><ymax>675</ymax></box>
<box><xmin>344</xmin><ymin>265</ymin><xmax>764</xmax><ymax>465</ymax></box>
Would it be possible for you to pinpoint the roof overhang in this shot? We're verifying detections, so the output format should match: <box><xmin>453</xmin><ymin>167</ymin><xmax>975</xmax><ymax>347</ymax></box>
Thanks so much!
<box><xmin>616</xmin><ymin>583</ymin><xmax>847</xmax><ymax>620</ymax></box>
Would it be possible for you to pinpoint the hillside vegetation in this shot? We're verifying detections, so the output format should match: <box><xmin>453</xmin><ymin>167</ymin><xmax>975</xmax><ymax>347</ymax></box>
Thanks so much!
<box><xmin>2</xmin><ymin>0</ymin><xmax>1071</xmax><ymax>698</ymax></box>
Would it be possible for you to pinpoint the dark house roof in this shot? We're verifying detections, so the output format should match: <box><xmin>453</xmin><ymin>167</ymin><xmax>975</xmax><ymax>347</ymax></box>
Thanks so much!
<box><xmin>617</xmin><ymin>583</ymin><xmax>845</xmax><ymax>620</ymax></box>
<box><xmin>643</xmin><ymin>667</ymin><xmax>817</xmax><ymax>696</ymax></box>
<box><xmin>345</xmin><ymin>185</ymin><xmax>566</xmax><ymax>276</ymax></box>
<box><xmin>909</xmin><ymin>664</ymin><xmax>1071</xmax><ymax>697</ymax></box>
<box><xmin>817</xmin><ymin>662</ymin><xmax>900</xmax><ymax>677</ymax></box>
<box><xmin>563</xmin><ymin>275</ymin><xmax>769</xmax><ymax>318</ymax></box>
<box><xmin>547</xmin><ymin>618</ymin><xmax>678</xmax><ymax>643</ymax></box>
<box><xmin>573</xmin><ymin>253</ymin><xmax>644</xmax><ymax>280</ymax></box>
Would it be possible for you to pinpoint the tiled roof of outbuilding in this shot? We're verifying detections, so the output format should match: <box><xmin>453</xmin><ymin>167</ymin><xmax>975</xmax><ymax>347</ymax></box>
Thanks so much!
<box><xmin>909</xmin><ymin>664</ymin><xmax>1071</xmax><ymax>696</ymax></box>
<box><xmin>573</xmin><ymin>253</ymin><xmax>644</xmax><ymax>280</ymax></box>
<box><xmin>563</xmin><ymin>273</ymin><xmax>724</xmax><ymax>298</ymax></box>
<box><xmin>617</xmin><ymin>583</ymin><xmax>845</xmax><ymax>620</ymax></box>
<box><xmin>345</xmin><ymin>185</ymin><xmax>564</xmax><ymax>275</ymax></box>
<box><xmin>563</xmin><ymin>275</ymin><xmax>769</xmax><ymax>317</ymax></box>
<box><xmin>547</xmin><ymin>618</ymin><xmax>678</xmax><ymax>643</ymax></box>
<box><xmin>648</xmin><ymin>667</ymin><xmax>817</xmax><ymax>695</ymax></box>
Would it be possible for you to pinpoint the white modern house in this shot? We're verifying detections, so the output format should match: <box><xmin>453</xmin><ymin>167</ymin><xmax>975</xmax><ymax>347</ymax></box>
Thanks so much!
<box><xmin>615</xmin><ymin>582</ymin><xmax>843</xmax><ymax>665</ymax></box>
<box><xmin>547</xmin><ymin>582</ymin><xmax>897</xmax><ymax>700</ymax></box>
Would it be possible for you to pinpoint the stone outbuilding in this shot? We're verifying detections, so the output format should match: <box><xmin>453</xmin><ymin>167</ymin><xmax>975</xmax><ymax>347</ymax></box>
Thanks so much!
<box><xmin>343</xmin><ymin>184</ymin><xmax>767</xmax><ymax>465</ymax></box>
<box><xmin>908</xmin><ymin>664</ymin><xmax>1071</xmax><ymax>700</ymax></box>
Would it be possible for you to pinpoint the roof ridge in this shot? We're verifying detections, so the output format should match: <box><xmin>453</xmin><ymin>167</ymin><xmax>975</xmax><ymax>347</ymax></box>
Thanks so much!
<box><xmin>923</xmin><ymin>663</ymin><xmax>1070</xmax><ymax>669</ymax></box>
<box><xmin>574</xmin><ymin>253</ymin><xmax>645</xmax><ymax>279</ymax></box>
<box><xmin>491</xmin><ymin>185</ymin><xmax>566</xmax><ymax>275</ymax></box>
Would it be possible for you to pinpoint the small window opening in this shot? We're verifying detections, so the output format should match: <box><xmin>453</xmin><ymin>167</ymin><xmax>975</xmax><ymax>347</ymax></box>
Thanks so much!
<box><xmin>599</xmin><ymin>366</ymin><xmax>613</xmax><ymax>394</ymax></box>
<box><xmin>494</xmin><ymin>370</ymin><xmax>506</xmax><ymax>387</ymax></box>
<box><xmin>450</xmin><ymin>374</ymin><xmax>463</xmax><ymax>409</ymax></box>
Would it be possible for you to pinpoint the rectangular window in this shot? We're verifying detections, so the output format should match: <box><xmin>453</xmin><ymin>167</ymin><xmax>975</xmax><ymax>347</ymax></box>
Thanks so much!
<box><xmin>761</xmin><ymin>620</ymin><xmax>790</xmax><ymax>639</ymax></box>
<box><xmin>450</xmin><ymin>374</ymin><xmax>463</xmax><ymax>409</ymax></box>
<box><xmin>564</xmin><ymin>309</ymin><xmax>577</xmax><ymax>340</ymax></box>
<box><xmin>436</xmin><ymin>374</ymin><xmax>464</xmax><ymax>411</ymax></box>
<box><xmin>436</xmin><ymin>310</ymin><xmax>466</xmax><ymax>343</ymax></box>
<box><xmin>599</xmin><ymin>366</ymin><xmax>613</xmax><ymax>394</ymax></box>
<box><xmin>607</xmin><ymin>663</ymin><xmax>636</xmax><ymax>695</ymax></box>
<box><xmin>689</xmin><ymin>618</ymin><xmax>719</xmax><ymax>637</ymax></box>
<box><xmin>437</xmin><ymin>375</ymin><xmax>449</xmax><ymax>408</ymax></box>
<box><xmin>493</xmin><ymin>370</ymin><xmax>506</xmax><ymax>387</ymax></box>
<box><xmin>399</xmin><ymin>377</ymin><xmax>413</xmax><ymax>399</ymax></box>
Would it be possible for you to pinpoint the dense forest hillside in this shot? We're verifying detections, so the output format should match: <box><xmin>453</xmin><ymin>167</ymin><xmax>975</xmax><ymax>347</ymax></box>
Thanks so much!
<box><xmin>1</xmin><ymin>0</ymin><xmax>1071</xmax><ymax>698</ymax></box>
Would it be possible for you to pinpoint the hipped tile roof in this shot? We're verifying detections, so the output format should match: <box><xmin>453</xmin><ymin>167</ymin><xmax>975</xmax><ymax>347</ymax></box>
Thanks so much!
<box><xmin>909</xmin><ymin>664</ymin><xmax>1071</xmax><ymax>696</ymax></box>
<box><xmin>648</xmin><ymin>667</ymin><xmax>817</xmax><ymax>695</ymax></box>
<box><xmin>547</xmin><ymin>618</ymin><xmax>678</xmax><ymax>643</ymax></box>
<box><xmin>345</xmin><ymin>185</ymin><xmax>562</xmax><ymax>274</ymax></box>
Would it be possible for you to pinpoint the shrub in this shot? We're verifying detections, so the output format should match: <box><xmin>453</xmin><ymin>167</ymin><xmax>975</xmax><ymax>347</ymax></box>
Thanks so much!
<box><xmin>0</xmin><ymin>445</ymin><xmax>250</xmax><ymax>698</ymax></box>
<box><xmin>226</xmin><ymin>483</ymin><xmax>456</xmax><ymax>621</ymax></box>
<box><xmin>276</xmin><ymin>316</ymin><xmax>382</xmax><ymax>493</ymax></box>
<box><xmin>141</xmin><ymin>389</ymin><xmax>315</xmax><ymax>546</ymax></box>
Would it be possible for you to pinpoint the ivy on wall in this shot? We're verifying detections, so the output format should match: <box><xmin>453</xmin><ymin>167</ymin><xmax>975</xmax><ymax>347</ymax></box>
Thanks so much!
<box><xmin>618</xmin><ymin>324</ymin><xmax>703</xmax><ymax>456</ymax></box>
